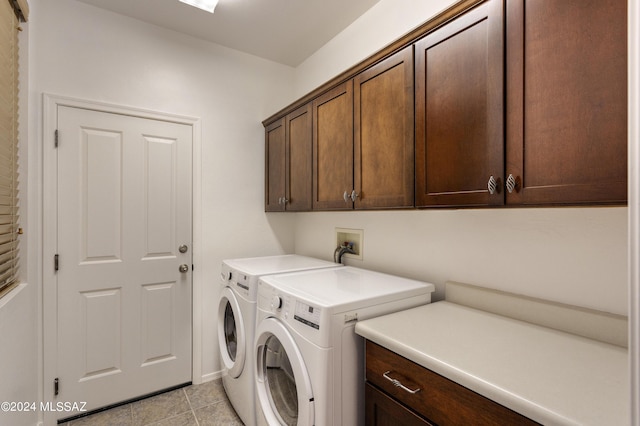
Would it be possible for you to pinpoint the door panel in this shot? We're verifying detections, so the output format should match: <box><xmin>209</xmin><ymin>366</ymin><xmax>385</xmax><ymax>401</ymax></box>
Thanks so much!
<box><xmin>286</xmin><ymin>104</ymin><xmax>313</xmax><ymax>211</ymax></box>
<box><xmin>354</xmin><ymin>45</ymin><xmax>414</xmax><ymax>209</ymax></box>
<box><xmin>140</xmin><ymin>282</ymin><xmax>176</xmax><ymax>364</ymax></box>
<box><xmin>265</xmin><ymin>119</ymin><xmax>286</xmax><ymax>211</ymax></box>
<box><xmin>81</xmin><ymin>288</ymin><xmax>122</xmax><ymax>379</ymax></box>
<box><xmin>505</xmin><ymin>0</ymin><xmax>627</xmax><ymax>204</ymax></box>
<box><xmin>56</xmin><ymin>106</ymin><xmax>192</xmax><ymax>416</ymax></box>
<box><xmin>82</xmin><ymin>128</ymin><xmax>122</xmax><ymax>261</ymax></box>
<box><xmin>415</xmin><ymin>0</ymin><xmax>504</xmax><ymax>207</ymax></box>
<box><xmin>145</xmin><ymin>136</ymin><xmax>177</xmax><ymax>255</ymax></box>
<box><xmin>313</xmin><ymin>81</ymin><xmax>354</xmax><ymax>210</ymax></box>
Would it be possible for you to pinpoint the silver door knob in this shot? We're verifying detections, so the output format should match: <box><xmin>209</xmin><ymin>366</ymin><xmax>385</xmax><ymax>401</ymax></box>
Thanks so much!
<box><xmin>350</xmin><ymin>190</ymin><xmax>359</xmax><ymax>202</ymax></box>
<box><xmin>506</xmin><ymin>174</ymin><xmax>518</xmax><ymax>193</ymax></box>
<box><xmin>487</xmin><ymin>176</ymin><xmax>498</xmax><ymax>195</ymax></box>
<box><xmin>179</xmin><ymin>244</ymin><xmax>188</xmax><ymax>253</ymax></box>
<box><xmin>179</xmin><ymin>264</ymin><xmax>189</xmax><ymax>273</ymax></box>
<box><xmin>343</xmin><ymin>191</ymin><xmax>350</xmax><ymax>203</ymax></box>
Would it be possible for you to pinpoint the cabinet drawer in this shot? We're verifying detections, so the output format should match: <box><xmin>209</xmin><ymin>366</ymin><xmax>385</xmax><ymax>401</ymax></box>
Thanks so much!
<box><xmin>365</xmin><ymin>341</ymin><xmax>539</xmax><ymax>426</ymax></box>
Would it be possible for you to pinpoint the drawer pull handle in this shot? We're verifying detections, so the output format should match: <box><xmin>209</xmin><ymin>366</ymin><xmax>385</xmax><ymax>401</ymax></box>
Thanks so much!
<box><xmin>383</xmin><ymin>370</ymin><xmax>421</xmax><ymax>394</ymax></box>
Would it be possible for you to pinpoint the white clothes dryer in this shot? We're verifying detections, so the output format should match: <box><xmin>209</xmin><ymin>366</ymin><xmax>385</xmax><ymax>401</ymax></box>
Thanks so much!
<box><xmin>253</xmin><ymin>267</ymin><xmax>435</xmax><ymax>426</ymax></box>
<box><xmin>218</xmin><ymin>255</ymin><xmax>341</xmax><ymax>426</ymax></box>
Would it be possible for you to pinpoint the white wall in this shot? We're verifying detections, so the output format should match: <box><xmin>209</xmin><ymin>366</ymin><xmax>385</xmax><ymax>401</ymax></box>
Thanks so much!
<box><xmin>0</xmin><ymin>286</ymin><xmax>39</xmax><ymax>426</ymax></box>
<box><xmin>294</xmin><ymin>209</ymin><xmax>628</xmax><ymax>314</ymax></box>
<box><xmin>0</xmin><ymin>14</ymin><xmax>39</xmax><ymax>426</ymax></box>
<box><xmin>29</xmin><ymin>0</ymin><xmax>296</xmax><ymax>383</ymax></box>
<box><xmin>290</xmin><ymin>0</ymin><xmax>629</xmax><ymax>316</ymax></box>
<box><xmin>294</xmin><ymin>0</ymin><xmax>459</xmax><ymax>97</ymax></box>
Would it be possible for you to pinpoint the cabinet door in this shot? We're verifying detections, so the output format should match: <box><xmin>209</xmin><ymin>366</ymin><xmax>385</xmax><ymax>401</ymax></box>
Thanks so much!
<box><xmin>286</xmin><ymin>104</ymin><xmax>313</xmax><ymax>211</ymax></box>
<box><xmin>505</xmin><ymin>0</ymin><xmax>627</xmax><ymax>205</ymax></box>
<box><xmin>354</xmin><ymin>46</ymin><xmax>414</xmax><ymax>209</ymax></box>
<box><xmin>365</xmin><ymin>383</ymin><xmax>433</xmax><ymax>426</ymax></box>
<box><xmin>313</xmin><ymin>81</ymin><xmax>354</xmax><ymax>210</ymax></box>
<box><xmin>415</xmin><ymin>0</ymin><xmax>504</xmax><ymax>207</ymax></box>
<box><xmin>265</xmin><ymin>118</ymin><xmax>286</xmax><ymax>212</ymax></box>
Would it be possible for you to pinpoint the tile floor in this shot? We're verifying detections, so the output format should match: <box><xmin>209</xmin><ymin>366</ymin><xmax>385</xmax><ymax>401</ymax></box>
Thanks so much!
<box><xmin>59</xmin><ymin>379</ymin><xmax>244</xmax><ymax>426</ymax></box>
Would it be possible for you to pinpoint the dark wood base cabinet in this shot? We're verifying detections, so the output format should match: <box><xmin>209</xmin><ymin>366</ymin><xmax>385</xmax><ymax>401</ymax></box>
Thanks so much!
<box><xmin>366</xmin><ymin>383</ymin><xmax>434</xmax><ymax>426</ymax></box>
<box><xmin>365</xmin><ymin>341</ymin><xmax>539</xmax><ymax>426</ymax></box>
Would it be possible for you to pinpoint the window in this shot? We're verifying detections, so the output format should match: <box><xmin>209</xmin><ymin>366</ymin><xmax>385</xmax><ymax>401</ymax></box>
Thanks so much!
<box><xmin>0</xmin><ymin>0</ymin><xmax>27</xmax><ymax>298</ymax></box>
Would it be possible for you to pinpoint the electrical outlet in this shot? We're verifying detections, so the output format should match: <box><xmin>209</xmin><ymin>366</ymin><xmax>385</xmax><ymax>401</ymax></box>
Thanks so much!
<box><xmin>335</xmin><ymin>228</ymin><xmax>363</xmax><ymax>261</ymax></box>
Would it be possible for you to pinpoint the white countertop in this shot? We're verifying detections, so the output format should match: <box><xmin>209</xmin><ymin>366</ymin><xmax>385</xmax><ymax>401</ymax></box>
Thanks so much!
<box><xmin>355</xmin><ymin>301</ymin><xmax>629</xmax><ymax>426</ymax></box>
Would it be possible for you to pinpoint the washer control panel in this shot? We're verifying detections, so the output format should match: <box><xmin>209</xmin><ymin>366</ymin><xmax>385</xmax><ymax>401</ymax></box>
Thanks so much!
<box><xmin>259</xmin><ymin>281</ymin><xmax>323</xmax><ymax>331</ymax></box>
<box><xmin>294</xmin><ymin>301</ymin><xmax>321</xmax><ymax>330</ymax></box>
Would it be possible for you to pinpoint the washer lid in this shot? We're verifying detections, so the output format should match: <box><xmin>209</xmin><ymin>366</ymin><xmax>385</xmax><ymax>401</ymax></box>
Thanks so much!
<box><xmin>260</xmin><ymin>267</ymin><xmax>435</xmax><ymax>312</ymax></box>
<box><xmin>222</xmin><ymin>254</ymin><xmax>338</xmax><ymax>277</ymax></box>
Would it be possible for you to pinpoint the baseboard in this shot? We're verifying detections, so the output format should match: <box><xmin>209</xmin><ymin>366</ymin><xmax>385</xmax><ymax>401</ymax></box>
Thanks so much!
<box><xmin>199</xmin><ymin>370</ymin><xmax>223</xmax><ymax>384</ymax></box>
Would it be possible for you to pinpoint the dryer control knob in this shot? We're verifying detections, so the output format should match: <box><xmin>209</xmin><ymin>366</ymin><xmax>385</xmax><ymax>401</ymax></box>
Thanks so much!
<box><xmin>271</xmin><ymin>295</ymin><xmax>282</xmax><ymax>310</ymax></box>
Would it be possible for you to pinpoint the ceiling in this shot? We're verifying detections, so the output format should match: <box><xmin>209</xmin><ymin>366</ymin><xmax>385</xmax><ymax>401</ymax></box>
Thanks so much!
<box><xmin>75</xmin><ymin>0</ymin><xmax>381</xmax><ymax>67</ymax></box>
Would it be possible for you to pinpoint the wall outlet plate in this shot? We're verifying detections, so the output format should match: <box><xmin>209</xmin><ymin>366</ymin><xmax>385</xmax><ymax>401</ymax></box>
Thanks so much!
<box><xmin>335</xmin><ymin>227</ymin><xmax>363</xmax><ymax>261</ymax></box>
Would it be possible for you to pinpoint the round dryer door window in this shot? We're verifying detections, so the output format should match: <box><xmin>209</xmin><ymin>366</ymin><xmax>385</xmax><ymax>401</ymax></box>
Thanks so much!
<box><xmin>264</xmin><ymin>335</ymin><xmax>297</xmax><ymax>424</ymax></box>
<box><xmin>255</xmin><ymin>318</ymin><xmax>314</xmax><ymax>426</ymax></box>
<box><xmin>217</xmin><ymin>287</ymin><xmax>246</xmax><ymax>378</ymax></box>
<box><xmin>224</xmin><ymin>303</ymin><xmax>237</xmax><ymax>360</ymax></box>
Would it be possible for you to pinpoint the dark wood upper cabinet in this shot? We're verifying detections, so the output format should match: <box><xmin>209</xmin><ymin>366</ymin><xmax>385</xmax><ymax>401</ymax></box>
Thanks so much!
<box><xmin>286</xmin><ymin>104</ymin><xmax>313</xmax><ymax>211</ymax></box>
<box><xmin>415</xmin><ymin>0</ymin><xmax>504</xmax><ymax>208</ymax></box>
<box><xmin>265</xmin><ymin>104</ymin><xmax>313</xmax><ymax>212</ymax></box>
<box><xmin>312</xmin><ymin>81</ymin><xmax>354</xmax><ymax>210</ymax></box>
<box><xmin>505</xmin><ymin>0</ymin><xmax>627</xmax><ymax>205</ymax></box>
<box><xmin>264</xmin><ymin>0</ymin><xmax>628</xmax><ymax>211</ymax></box>
<box><xmin>312</xmin><ymin>46</ymin><xmax>414</xmax><ymax>211</ymax></box>
<box><xmin>265</xmin><ymin>118</ymin><xmax>286</xmax><ymax>211</ymax></box>
<box><xmin>354</xmin><ymin>45</ymin><xmax>415</xmax><ymax>209</ymax></box>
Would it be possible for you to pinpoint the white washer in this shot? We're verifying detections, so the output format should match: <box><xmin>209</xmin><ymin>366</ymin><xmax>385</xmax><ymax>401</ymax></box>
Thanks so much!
<box><xmin>254</xmin><ymin>266</ymin><xmax>435</xmax><ymax>426</ymax></box>
<box><xmin>218</xmin><ymin>255</ymin><xmax>341</xmax><ymax>426</ymax></box>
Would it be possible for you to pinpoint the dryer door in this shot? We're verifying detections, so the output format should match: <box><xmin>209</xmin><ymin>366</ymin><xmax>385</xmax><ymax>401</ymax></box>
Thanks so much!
<box><xmin>217</xmin><ymin>287</ymin><xmax>246</xmax><ymax>378</ymax></box>
<box><xmin>255</xmin><ymin>317</ymin><xmax>314</xmax><ymax>426</ymax></box>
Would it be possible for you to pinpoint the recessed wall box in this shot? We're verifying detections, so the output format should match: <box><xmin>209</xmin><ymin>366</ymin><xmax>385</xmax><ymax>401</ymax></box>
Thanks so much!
<box><xmin>335</xmin><ymin>228</ymin><xmax>363</xmax><ymax>261</ymax></box>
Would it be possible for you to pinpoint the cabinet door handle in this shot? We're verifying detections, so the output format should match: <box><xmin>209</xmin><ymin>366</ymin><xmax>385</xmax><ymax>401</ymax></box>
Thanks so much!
<box><xmin>343</xmin><ymin>191</ymin><xmax>350</xmax><ymax>203</ymax></box>
<box><xmin>487</xmin><ymin>175</ymin><xmax>498</xmax><ymax>195</ymax></box>
<box><xmin>506</xmin><ymin>174</ymin><xmax>519</xmax><ymax>194</ymax></box>
<box><xmin>382</xmin><ymin>370</ymin><xmax>421</xmax><ymax>394</ymax></box>
<box><xmin>350</xmin><ymin>190</ymin><xmax>359</xmax><ymax>202</ymax></box>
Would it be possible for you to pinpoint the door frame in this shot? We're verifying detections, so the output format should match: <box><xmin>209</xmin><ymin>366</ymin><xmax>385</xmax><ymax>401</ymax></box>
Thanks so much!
<box><xmin>42</xmin><ymin>94</ymin><xmax>203</xmax><ymax>425</ymax></box>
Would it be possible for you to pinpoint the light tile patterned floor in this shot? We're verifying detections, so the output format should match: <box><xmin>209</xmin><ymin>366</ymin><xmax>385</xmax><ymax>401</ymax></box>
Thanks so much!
<box><xmin>59</xmin><ymin>379</ymin><xmax>244</xmax><ymax>426</ymax></box>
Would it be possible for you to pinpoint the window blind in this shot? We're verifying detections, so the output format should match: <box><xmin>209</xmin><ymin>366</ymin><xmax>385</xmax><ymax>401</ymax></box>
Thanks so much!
<box><xmin>0</xmin><ymin>0</ymin><xmax>24</xmax><ymax>298</ymax></box>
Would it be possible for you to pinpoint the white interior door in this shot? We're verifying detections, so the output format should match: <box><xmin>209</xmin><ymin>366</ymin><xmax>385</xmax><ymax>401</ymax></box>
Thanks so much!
<box><xmin>55</xmin><ymin>105</ymin><xmax>192</xmax><ymax>416</ymax></box>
